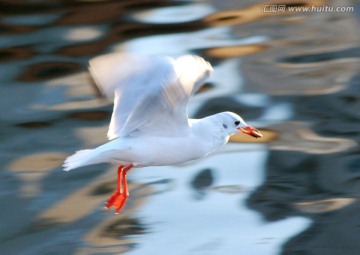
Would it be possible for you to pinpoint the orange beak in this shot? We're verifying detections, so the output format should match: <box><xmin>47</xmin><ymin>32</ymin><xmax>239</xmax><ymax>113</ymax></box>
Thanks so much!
<box><xmin>238</xmin><ymin>125</ymin><xmax>263</xmax><ymax>138</ymax></box>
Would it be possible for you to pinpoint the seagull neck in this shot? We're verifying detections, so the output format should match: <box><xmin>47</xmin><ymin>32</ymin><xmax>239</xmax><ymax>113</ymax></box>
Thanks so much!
<box><xmin>189</xmin><ymin>116</ymin><xmax>229</xmax><ymax>148</ymax></box>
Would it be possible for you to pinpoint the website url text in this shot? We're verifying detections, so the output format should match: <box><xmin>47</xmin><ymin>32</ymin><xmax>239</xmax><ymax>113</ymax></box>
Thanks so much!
<box><xmin>262</xmin><ymin>5</ymin><xmax>354</xmax><ymax>13</ymax></box>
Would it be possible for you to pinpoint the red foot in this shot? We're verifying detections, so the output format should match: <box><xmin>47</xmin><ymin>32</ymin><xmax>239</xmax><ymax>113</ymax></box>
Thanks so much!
<box><xmin>105</xmin><ymin>165</ymin><xmax>132</xmax><ymax>214</ymax></box>
<box><xmin>105</xmin><ymin>189</ymin><xmax>128</xmax><ymax>214</ymax></box>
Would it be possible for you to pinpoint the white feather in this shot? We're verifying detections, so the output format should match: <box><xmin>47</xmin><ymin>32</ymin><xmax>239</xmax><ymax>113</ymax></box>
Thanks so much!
<box><xmin>89</xmin><ymin>53</ymin><xmax>213</xmax><ymax>139</ymax></box>
<box><xmin>63</xmin><ymin>139</ymin><xmax>132</xmax><ymax>171</ymax></box>
<box><xmin>63</xmin><ymin>149</ymin><xmax>94</xmax><ymax>171</ymax></box>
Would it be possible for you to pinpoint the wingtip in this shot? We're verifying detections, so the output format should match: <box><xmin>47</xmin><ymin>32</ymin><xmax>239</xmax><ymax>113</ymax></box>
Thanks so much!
<box><xmin>88</xmin><ymin>67</ymin><xmax>106</xmax><ymax>99</ymax></box>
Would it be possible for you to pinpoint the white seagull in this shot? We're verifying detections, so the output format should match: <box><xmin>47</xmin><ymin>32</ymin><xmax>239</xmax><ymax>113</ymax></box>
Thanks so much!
<box><xmin>63</xmin><ymin>53</ymin><xmax>262</xmax><ymax>214</ymax></box>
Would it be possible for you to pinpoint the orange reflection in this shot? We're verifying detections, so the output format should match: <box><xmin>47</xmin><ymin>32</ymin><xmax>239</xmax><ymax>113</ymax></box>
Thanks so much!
<box><xmin>6</xmin><ymin>152</ymin><xmax>67</xmax><ymax>197</ymax></box>
<box><xmin>294</xmin><ymin>198</ymin><xmax>355</xmax><ymax>213</ymax></box>
<box><xmin>38</xmin><ymin>179</ymin><xmax>112</xmax><ymax>223</ymax></box>
<box><xmin>271</xmin><ymin>122</ymin><xmax>356</xmax><ymax>154</ymax></box>
<box><xmin>206</xmin><ymin>45</ymin><xmax>267</xmax><ymax>59</ymax></box>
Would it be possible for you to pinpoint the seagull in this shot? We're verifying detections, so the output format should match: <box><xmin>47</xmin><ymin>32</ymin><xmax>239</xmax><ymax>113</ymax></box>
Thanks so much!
<box><xmin>63</xmin><ymin>53</ymin><xmax>262</xmax><ymax>214</ymax></box>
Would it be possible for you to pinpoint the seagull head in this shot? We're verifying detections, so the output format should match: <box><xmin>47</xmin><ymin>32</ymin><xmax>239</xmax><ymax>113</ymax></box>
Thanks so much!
<box><xmin>218</xmin><ymin>112</ymin><xmax>262</xmax><ymax>138</ymax></box>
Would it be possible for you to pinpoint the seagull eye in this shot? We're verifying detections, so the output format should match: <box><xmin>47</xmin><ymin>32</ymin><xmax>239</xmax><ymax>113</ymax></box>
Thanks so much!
<box><xmin>234</xmin><ymin>120</ymin><xmax>240</xmax><ymax>125</ymax></box>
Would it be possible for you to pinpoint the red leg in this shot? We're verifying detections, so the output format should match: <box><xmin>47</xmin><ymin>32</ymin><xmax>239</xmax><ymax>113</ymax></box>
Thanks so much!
<box><xmin>105</xmin><ymin>166</ymin><xmax>124</xmax><ymax>209</ymax></box>
<box><xmin>116</xmin><ymin>164</ymin><xmax>133</xmax><ymax>213</ymax></box>
<box><xmin>117</xmin><ymin>165</ymin><xmax>124</xmax><ymax>193</ymax></box>
<box><xmin>105</xmin><ymin>165</ymin><xmax>133</xmax><ymax>214</ymax></box>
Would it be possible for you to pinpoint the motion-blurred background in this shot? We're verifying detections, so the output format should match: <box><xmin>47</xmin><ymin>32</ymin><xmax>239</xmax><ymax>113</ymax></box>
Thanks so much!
<box><xmin>1</xmin><ymin>0</ymin><xmax>359</xmax><ymax>254</ymax></box>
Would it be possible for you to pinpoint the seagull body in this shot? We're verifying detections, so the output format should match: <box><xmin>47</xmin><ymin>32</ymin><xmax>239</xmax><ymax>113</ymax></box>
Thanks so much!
<box><xmin>63</xmin><ymin>53</ymin><xmax>262</xmax><ymax>214</ymax></box>
<box><xmin>65</xmin><ymin>115</ymin><xmax>232</xmax><ymax>168</ymax></box>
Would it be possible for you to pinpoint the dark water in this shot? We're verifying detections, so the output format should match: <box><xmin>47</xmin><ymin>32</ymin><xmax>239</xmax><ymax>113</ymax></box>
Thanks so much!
<box><xmin>1</xmin><ymin>0</ymin><xmax>360</xmax><ymax>254</ymax></box>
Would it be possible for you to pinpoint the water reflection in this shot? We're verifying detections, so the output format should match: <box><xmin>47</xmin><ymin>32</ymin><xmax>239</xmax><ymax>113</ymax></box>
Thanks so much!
<box><xmin>294</xmin><ymin>197</ymin><xmax>355</xmax><ymax>213</ymax></box>
<box><xmin>0</xmin><ymin>0</ymin><xmax>359</xmax><ymax>254</ymax></box>
<box><xmin>190</xmin><ymin>168</ymin><xmax>214</xmax><ymax>199</ymax></box>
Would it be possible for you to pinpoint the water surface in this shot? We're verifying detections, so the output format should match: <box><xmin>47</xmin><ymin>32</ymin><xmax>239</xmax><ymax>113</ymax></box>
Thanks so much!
<box><xmin>0</xmin><ymin>0</ymin><xmax>359</xmax><ymax>254</ymax></box>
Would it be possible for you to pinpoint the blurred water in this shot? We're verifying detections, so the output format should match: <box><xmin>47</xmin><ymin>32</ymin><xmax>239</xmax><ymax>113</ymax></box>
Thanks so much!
<box><xmin>0</xmin><ymin>0</ymin><xmax>360</xmax><ymax>254</ymax></box>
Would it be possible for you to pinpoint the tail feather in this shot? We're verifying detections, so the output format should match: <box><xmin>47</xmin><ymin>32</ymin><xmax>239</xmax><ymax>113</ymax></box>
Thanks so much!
<box><xmin>63</xmin><ymin>140</ymin><xmax>130</xmax><ymax>171</ymax></box>
<box><xmin>63</xmin><ymin>149</ymin><xmax>94</xmax><ymax>171</ymax></box>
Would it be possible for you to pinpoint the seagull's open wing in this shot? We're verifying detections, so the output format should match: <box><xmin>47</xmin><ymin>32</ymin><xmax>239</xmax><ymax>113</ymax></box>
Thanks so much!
<box><xmin>89</xmin><ymin>53</ymin><xmax>212</xmax><ymax>139</ymax></box>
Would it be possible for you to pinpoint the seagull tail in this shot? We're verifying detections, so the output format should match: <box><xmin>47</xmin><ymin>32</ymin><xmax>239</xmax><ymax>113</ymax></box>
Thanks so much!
<box><xmin>63</xmin><ymin>149</ymin><xmax>95</xmax><ymax>171</ymax></box>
